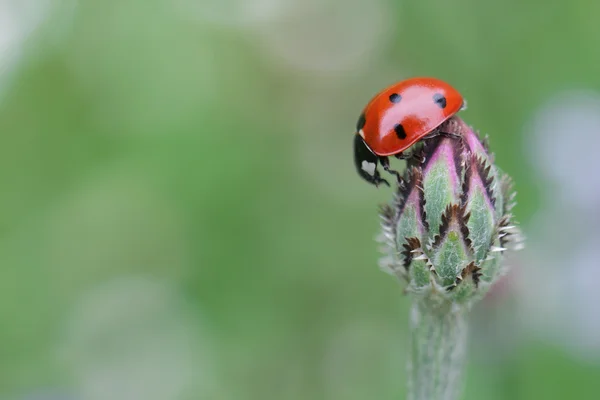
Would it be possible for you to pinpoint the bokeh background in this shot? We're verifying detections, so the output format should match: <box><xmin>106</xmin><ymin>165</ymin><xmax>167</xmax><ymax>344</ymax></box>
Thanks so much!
<box><xmin>1</xmin><ymin>0</ymin><xmax>600</xmax><ymax>399</ymax></box>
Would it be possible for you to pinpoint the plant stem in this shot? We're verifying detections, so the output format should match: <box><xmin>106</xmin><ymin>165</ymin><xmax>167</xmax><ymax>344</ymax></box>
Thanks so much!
<box><xmin>407</xmin><ymin>300</ymin><xmax>468</xmax><ymax>400</ymax></box>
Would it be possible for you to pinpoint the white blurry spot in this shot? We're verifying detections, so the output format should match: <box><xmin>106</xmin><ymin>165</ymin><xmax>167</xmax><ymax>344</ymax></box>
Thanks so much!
<box><xmin>254</xmin><ymin>0</ymin><xmax>391</xmax><ymax>73</ymax></box>
<box><xmin>174</xmin><ymin>0</ymin><xmax>289</xmax><ymax>28</ymax></box>
<box><xmin>562</xmin><ymin>245</ymin><xmax>600</xmax><ymax>353</ymax></box>
<box><xmin>519</xmin><ymin>201</ymin><xmax>600</xmax><ymax>362</ymax></box>
<box><xmin>361</xmin><ymin>160</ymin><xmax>376</xmax><ymax>175</ymax></box>
<box><xmin>58</xmin><ymin>277</ymin><xmax>216</xmax><ymax>400</ymax></box>
<box><xmin>358</xmin><ymin>129</ymin><xmax>365</xmax><ymax>139</ymax></box>
<box><xmin>527</xmin><ymin>90</ymin><xmax>600</xmax><ymax>210</ymax></box>
<box><xmin>0</xmin><ymin>0</ymin><xmax>55</xmax><ymax>97</ymax></box>
<box><xmin>518</xmin><ymin>91</ymin><xmax>600</xmax><ymax>361</ymax></box>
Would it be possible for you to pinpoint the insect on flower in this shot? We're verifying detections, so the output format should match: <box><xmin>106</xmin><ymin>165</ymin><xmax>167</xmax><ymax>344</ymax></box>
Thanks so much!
<box><xmin>353</xmin><ymin>77</ymin><xmax>467</xmax><ymax>187</ymax></box>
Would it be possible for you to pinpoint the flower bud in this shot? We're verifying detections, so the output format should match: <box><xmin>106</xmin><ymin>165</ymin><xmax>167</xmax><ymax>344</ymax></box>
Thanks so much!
<box><xmin>379</xmin><ymin>117</ymin><xmax>523</xmax><ymax>308</ymax></box>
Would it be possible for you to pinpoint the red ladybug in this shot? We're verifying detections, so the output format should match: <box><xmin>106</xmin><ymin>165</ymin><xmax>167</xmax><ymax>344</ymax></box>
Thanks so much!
<box><xmin>353</xmin><ymin>77</ymin><xmax>465</xmax><ymax>187</ymax></box>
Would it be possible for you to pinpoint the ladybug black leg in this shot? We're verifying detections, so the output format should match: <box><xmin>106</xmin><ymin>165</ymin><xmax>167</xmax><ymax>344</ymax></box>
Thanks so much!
<box><xmin>394</xmin><ymin>152</ymin><xmax>411</xmax><ymax>160</ymax></box>
<box><xmin>379</xmin><ymin>156</ymin><xmax>403</xmax><ymax>184</ymax></box>
<box><xmin>395</xmin><ymin>151</ymin><xmax>425</xmax><ymax>164</ymax></box>
<box><xmin>354</xmin><ymin>134</ymin><xmax>390</xmax><ymax>188</ymax></box>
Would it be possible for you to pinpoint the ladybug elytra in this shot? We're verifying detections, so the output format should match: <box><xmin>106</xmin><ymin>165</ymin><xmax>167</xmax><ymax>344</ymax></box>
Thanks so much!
<box><xmin>353</xmin><ymin>77</ymin><xmax>465</xmax><ymax>187</ymax></box>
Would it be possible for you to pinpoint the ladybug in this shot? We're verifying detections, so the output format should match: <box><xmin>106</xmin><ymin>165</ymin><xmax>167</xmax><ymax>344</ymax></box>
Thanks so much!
<box><xmin>353</xmin><ymin>77</ymin><xmax>465</xmax><ymax>187</ymax></box>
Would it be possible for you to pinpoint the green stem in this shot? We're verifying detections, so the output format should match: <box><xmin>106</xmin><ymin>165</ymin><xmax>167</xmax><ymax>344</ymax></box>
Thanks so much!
<box><xmin>408</xmin><ymin>300</ymin><xmax>468</xmax><ymax>400</ymax></box>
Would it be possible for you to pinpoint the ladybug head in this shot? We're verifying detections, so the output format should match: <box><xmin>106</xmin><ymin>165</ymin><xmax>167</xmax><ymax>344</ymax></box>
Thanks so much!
<box><xmin>353</xmin><ymin>133</ymin><xmax>389</xmax><ymax>188</ymax></box>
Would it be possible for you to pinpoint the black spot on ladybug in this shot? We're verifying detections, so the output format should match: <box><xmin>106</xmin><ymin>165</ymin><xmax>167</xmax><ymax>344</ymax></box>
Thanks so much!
<box><xmin>389</xmin><ymin>93</ymin><xmax>402</xmax><ymax>103</ymax></box>
<box><xmin>433</xmin><ymin>93</ymin><xmax>447</xmax><ymax>109</ymax></box>
<box><xmin>394</xmin><ymin>123</ymin><xmax>407</xmax><ymax>139</ymax></box>
<box><xmin>356</xmin><ymin>113</ymin><xmax>366</xmax><ymax>131</ymax></box>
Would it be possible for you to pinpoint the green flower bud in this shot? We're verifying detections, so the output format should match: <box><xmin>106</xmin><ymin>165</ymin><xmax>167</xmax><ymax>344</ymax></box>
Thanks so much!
<box><xmin>377</xmin><ymin>116</ymin><xmax>524</xmax><ymax>400</ymax></box>
<box><xmin>379</xmin><ymin>116</ymin><xmax>523</xmax><ymax>309</ymax></box>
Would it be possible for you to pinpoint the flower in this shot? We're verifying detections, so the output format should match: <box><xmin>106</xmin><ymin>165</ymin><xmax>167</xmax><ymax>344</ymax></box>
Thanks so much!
<box><xmin>378</xmin><ymin>116</ymin><xmax>524</xmax><ymax>310</ymax></box>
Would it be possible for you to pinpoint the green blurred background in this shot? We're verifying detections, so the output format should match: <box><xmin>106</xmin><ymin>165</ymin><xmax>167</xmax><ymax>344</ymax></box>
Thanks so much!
<box><xmin>1</xmin><ymin>0</ymin><xmax>600</xmax><ymax>399</ymax></box>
